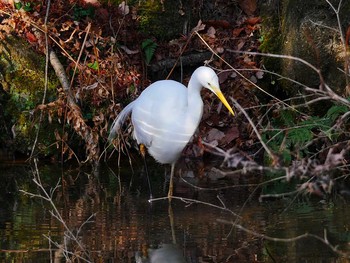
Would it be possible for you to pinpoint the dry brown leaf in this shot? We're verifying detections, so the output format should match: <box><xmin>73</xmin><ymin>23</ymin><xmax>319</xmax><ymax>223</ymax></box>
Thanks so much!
<box><xmin>245</xmin><ymin>17</ymin><xmax>261</xmax><ymax>26</ymax></box>
<box><xmin>26</xmin><ymin>31</ymin><xmax>37</xmax><ymax>43</ymax></box>
<box><xmin>238</xmin><ymin>0</ymin><xmax>257</xmax><ymax>15</ymax></box>
<box><xmin>218</xmin><ymin>70</ymin><xmax>233</xmax><ymax>84</ymax></box>
<box><xmin>205</xmin><ymin>128</ymin><xmax>225</xmax><ymax>143</ymax></box>
<box><xmin>220</xmin><ymin>127</ymin><xmax>239</xmax><ymax>145</ymax></box>
<box><xmin>119</xmin><ymin>45</ymin><xmax>139</xmax><ymax>55</ymax></box>
<box><xmin>232</xmin><ymin>27</ymin><xmax>245</xmax><ymax>37</ymax></box>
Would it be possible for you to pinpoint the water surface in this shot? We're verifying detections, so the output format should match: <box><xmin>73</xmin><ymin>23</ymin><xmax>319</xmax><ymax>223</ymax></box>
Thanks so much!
<box><xmin>0</xmin><ymin>158</ymin><xmax>350</xmax><ymax>262</ymax></box>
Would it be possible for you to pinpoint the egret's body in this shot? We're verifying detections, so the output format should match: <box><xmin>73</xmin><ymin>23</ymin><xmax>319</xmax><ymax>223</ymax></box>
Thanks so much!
<box><xmin>109</xmin><ymin>66</ymin><xmax>234</xmax><ymax>198</ymax></box>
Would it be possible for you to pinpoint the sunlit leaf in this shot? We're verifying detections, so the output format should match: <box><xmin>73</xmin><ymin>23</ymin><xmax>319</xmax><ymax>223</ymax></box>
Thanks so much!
<box><xmin>87</xmin><ymin>61</ymin><xmax>99</xmax><ymax>70</ymax></box>
<box><xmin>14</xmin><ymin>2</ymin><xmax>22</xmax><ymax>10</ymax></box>
<box><xmin>23</xmin><ymin>2</ymin><xmax>33</xmax><ymax>12</ymax></box>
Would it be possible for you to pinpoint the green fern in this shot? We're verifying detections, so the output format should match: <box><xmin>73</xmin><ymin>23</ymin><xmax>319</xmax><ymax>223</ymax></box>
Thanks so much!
<box><xmin>288</xmin><ymin>127</ymin><xmax>313</xmax><ymax>146</ymax></box>
<box><xmin>284</xmin><ymin>116</ymin><xmax>332</xmax><ymax>147</ymax></box>
<box><xmin>280</xmin><ymin>110</ymin><xmax>295</xmax><ymax>126</ymax></box>
<box><xmin>141</xmin><ymin>39</ymin><xmax>157</xmax><ymax>64</ymax></box>
<box><xmin>263</xmin><ymin>112</ymin><xmax>333</xmax><ymax>165</ymax></box>
<box><xmin>325</xmin><ymin>104</ymin><xmax>348</xmax><ymax>122</ymax></box>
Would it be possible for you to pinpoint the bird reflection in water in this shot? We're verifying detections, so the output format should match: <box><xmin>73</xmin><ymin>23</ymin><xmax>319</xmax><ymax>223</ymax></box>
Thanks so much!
<box><xmin>135</xmin><ymin>243</ymin><xmax>186</xmax><ymax>263</ymax></box>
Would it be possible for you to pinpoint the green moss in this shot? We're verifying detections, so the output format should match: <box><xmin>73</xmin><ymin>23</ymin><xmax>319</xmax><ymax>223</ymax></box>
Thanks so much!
<box><xmin>259</xmin><ymin>0</ymin><xmax>350</xmax><ymax>98</ymax></box>
<box><xmin>0</xmin><ymin>36</ymin><xmax>59</xmax><ymax>155</ymax></box>
<box><xmin>136</xmin><ymin>0</ymin><xmax>194</xmax><ymax>40</ymax></box>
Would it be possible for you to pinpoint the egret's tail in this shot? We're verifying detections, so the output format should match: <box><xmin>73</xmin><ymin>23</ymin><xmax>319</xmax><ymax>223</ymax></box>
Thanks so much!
<box><xmin>108</xmin><ymin>101</ymin><xmax>135</xmax><ymax>141</ymax></box>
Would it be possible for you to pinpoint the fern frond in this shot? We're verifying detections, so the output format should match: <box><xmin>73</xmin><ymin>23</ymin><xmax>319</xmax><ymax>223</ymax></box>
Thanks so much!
<box><xmin>141</xmin><ymin>39</ymin><xmax>157</xmax><ymax>64</ymax></box>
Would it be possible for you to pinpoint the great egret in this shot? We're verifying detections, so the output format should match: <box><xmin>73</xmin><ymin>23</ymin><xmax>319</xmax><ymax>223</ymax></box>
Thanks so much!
<box><xmin>109</xmin><ymin>66</ymin><xmax>234</xmax><ymax>198</ymax></box>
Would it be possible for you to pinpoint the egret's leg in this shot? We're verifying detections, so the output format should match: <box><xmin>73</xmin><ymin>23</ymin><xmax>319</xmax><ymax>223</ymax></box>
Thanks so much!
<box><xmin>140</xmin><ymin>144</ymin><xmax>152</xmax><ymax>199</ymax></box>
<box><xmin>168</xmin><ymin>162</ymin><xmax>175</xmax><ymax>200</ymax></box>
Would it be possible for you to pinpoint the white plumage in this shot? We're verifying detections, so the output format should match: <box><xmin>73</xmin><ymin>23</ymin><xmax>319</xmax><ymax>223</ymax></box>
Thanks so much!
<box><xmin>109</xmin><ymin>66</ymin><xmax>234</xmax><ymax>198</ymax></box>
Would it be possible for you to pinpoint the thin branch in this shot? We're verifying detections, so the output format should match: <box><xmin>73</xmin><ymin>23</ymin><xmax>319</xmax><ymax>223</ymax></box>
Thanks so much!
<box><xmin>69</xmin><ymin>23</ymin><xmax>91</xmax><ymax>88</ymax></box>
<box><xmin>228</xmin><ymin>50</ymin><xmax>324</xmax><ymax>82</ymax></box>
<box><xmin>149</xmin><ymin>196</ymin><xmax>240</xmax><ymax>217</ymax></box>
<box><xmin>20</xmin><ymin>159</ymin><xmax>93</xmax><ymax>262</ymax></box>
<box><xmin>195</xmin><ymin>32</ymin><xmax>296</xmax><ymax>113</ymax></box>
<box><xmin>230</xmin><ymin>96</ymin><xmax>276</xmax><ymax>162</ymax></box>
<box><xmin>218</xmin><ymin>220</ymin><xmax>350</xmax><ymax>258</ymax></box>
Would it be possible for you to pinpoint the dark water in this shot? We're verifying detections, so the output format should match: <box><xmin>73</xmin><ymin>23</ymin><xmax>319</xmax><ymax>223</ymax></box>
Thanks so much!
<box><xmin>0</xmin><ymin>158</ymin><xmax>350</xmax><ymax>262</ymax></box>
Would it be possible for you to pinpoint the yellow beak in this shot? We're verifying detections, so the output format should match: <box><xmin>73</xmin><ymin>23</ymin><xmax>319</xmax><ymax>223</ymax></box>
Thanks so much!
<box><xmin>215</xmin><ymin>90</ymin><xmax>235</xmax><ymax>116</ymax></box>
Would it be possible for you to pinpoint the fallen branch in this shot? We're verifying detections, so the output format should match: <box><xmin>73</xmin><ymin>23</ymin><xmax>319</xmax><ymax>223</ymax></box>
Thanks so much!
<box><xmin>49</xmin><ymin>48</ymin><xmax>100</xmax><ymax>163</ymax></box>
<box><xmin>149</xmin><ymin>52</ymin><xmax>212</xmax><ymax>72</ymax></box>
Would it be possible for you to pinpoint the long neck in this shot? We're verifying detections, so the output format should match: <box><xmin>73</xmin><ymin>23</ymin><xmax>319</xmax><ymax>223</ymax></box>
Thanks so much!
<box><xmin>187</xmin><ymin>75</ymin><xmax>204</xmax><ymax>129</ymax></box>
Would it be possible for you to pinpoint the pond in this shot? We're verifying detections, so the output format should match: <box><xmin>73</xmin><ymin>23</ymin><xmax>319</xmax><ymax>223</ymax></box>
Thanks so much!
<box><xmin>0</xmin><ymin>156</ymin><xmax>350</xmax><ymax>262</ymax></box>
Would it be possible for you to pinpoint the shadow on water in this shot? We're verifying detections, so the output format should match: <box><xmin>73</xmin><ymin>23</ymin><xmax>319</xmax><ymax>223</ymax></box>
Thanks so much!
<box><xmin>0</xmin><ymin>157</ymin><xmax>350</xmax><ymax>262</ymax></box>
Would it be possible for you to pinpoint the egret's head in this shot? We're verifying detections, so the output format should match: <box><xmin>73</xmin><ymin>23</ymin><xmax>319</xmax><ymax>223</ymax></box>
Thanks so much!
<box><xmin>195</xmin><ymin>66</ymin><xmax>235</xmax><ymax>116</ymax></box>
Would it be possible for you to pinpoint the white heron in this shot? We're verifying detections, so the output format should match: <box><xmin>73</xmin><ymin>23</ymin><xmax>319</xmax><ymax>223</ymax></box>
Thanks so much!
<box><xmin>109</xmin><ymin>66</ymin><xmax>234</xmax><ymax>198</ymax></box>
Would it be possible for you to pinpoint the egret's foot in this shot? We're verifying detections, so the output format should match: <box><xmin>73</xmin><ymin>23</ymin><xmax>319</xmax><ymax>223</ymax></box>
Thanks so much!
<box><xmin>140</xmin><ymin>144</ymin><xmax>146</xmax><ymax>158</ymax></box>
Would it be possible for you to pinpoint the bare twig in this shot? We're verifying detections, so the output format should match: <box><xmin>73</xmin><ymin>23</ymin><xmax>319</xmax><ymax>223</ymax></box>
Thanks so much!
<box><xmin>218</xmin><ymin>220</ymin><xmax>350</xmax><ymax>258</ymax></box>
<box><xmin>195</xmin><ymin>32</ymin><xmax>295</xmax><ymax>112</ymax></box>
<box><xmin>230</xmin><ymin>96</ymin><xmax>276</xmax><ymax>162</ymax></box>
<box><xmin>149</xmin><ymin>196</ymin><xmax>240</xmax><ymax>217</ymax></box>
<box><xmin>20</xmin><ymin>159</ymin><xmax>93</xmax><ymax>262</ymax></box>
<box><xmin>70</xmin><ymin>23</ymin><xmax>91</xmax><ymax>88</ymax></box>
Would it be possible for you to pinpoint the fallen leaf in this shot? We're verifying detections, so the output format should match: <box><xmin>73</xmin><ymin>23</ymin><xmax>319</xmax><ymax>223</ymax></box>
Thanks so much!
<box><xmin>178</xmin><ymin>8</ymin><xmax>185</xmax><ymax>16</ymax></box>
<box><xmin>83</xmin><ymin>0</ymin><xmax>100</xmax><ymax>5</ymax></box>
<box><xmin>218</xmin><ymin>70</ymin><xmax>233</xmax><ymax>83</ymax></box>
<box><xmin>232</xmin><ymin>27</ymin><xmax>245</xmax><ymax>37</ymax></box>
<box><xmin>204</xmin><ymin>20</ymin><xmax>231</xmax><ymax>29</ymax></box>
<box><xmin>206</xmin><ymin>26</ymin><xmax>216</xmax><ymax>38</ymax></box>
<box><xmin>119</xmin><ymin>45</ymin><xmax>139</xmax><ymax>55</ymax></box>
<box><xmin>250</xmin><ymin>75</ymin><xmax>257</xmax><ymax>83</ymax></box>
<box><xmin>118</xmin><ymin>1</ymin><xmax>129</xmax><ymax>15</ymax></box>
<box><xmin>60</xmin><ymin>21</ymin><xmax>73</xmax><ymax>32</ymax></box>
<box><xmin>245</xmin><ymin>17</ymin><xmax>262</xmax><ymax>26</ymax></box>
<box><xmin>207</xmin><ymin>168</ymin><xmax>226</xmax><ymax>180</ymax></box>
<box><xmin>205</xmin><ymin>128</ymin><xmax>225</xmax><ymax>143</ymax></box>
<box><xmin>243</xmin><ymin>56</ymin><xmax>251</xmax><ymax>63</ymax></box>
<box><xmin>220</xmin><ymin>127</ymin><xmax>239</xmax><ymax>145</ymax></box>
<box><xmin>238</xmin><ymin>0</ymin><xmax>257</xmax><ymax>15</ymax></box>
<box><xmin>230</xmin><ymin>71</ymin><xmax>237</xmax><ymax>78</ymax></box>
<box><xmin>216</xmin><ymin>46</ymin><xmax>224</xmax><ymax>53</ymax></box>
<box><xmin>26</xmin><ymin>31</ymin><xmax>37</xmax><ymax>43</ymax></box>
<box><xmin>256</xmin><ymin>71</ymin><xmax>264</xmax><ymax>79</ymax></box>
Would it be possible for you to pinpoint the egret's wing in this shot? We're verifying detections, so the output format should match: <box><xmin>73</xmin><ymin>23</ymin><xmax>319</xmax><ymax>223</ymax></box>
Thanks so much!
<box><xmin>131</xmin><ymin>80</ymin><xmax>187</xmax><ymax>147</ymax></box>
